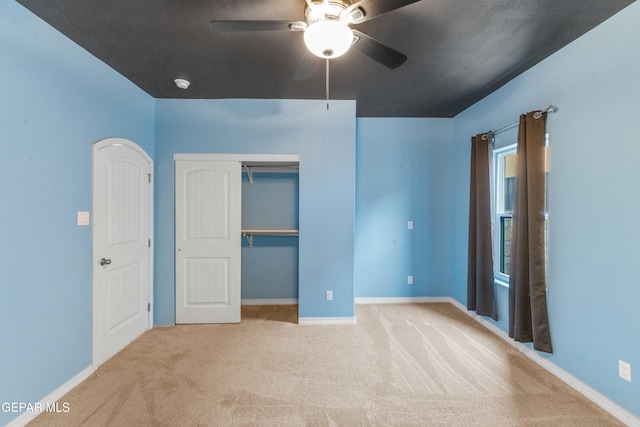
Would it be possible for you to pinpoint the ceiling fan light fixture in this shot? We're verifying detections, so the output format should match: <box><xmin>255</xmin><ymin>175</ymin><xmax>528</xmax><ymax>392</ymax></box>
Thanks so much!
<box><xmin>303</xmin><ymin>20</ymin><xmax>353</xmax><ymax>59</ymax></box>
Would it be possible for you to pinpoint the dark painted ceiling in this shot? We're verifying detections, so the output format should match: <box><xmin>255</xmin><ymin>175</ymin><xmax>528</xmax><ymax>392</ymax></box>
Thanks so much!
<box><xmin>16</xmin><ymin>0</ymin><xmax>635</xmax><ymax>117</ymax></box>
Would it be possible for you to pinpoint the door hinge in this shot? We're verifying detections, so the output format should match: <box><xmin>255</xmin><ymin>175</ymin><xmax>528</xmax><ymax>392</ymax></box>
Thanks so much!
<box><xmin>148</xmin><ymin>239</ymin><xmax>151</xmax><ymax>248</ymax></box>
<box><xmin>148</xmin><ymin>173</ymin><xmax>153</xmax><ymax>183</ymax></box>
<box><xmin>148</xmin><ymin>303</ymin><xmax>151</xmax><ymax>312</ymax></box>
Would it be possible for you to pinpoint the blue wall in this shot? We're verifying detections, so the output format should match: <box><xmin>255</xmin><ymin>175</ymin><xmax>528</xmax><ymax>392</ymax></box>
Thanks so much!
<box><xmin>154</xmin><ymin>99</ymin><xmax>356</xmax><ymax>324</ymax></box>
<box><xmin>355</xmin><ymin>118</ymin><xmax>453</xmax><ymax>298</ymax></box>
<box><xmin>241</xmin><ymin>173</ymin><xmax>299</xmax><ymax>300</ymax></box>
<box><xmin>451</xmin><ymin>2</ymin><xmax>640</xmax><ymax>417</ymax></box>
<box><xmin>0</xmin><ymin>2</ymin><xmax>155</xmax><ymax>425</ymax></box>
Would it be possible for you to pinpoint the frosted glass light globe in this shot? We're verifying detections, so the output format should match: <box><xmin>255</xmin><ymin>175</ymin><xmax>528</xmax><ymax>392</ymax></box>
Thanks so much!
<box><xmin>304</xmin><ymin>20</ymin><xmax>353</xmax><ymax>59</ymax></box>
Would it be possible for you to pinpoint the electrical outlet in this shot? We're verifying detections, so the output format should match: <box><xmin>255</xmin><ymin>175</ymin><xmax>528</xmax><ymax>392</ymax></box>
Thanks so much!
<box><xmin>408</xmin><ymin>220</ymin><xmax>413</xmax><ymax>230</ymax></box>
<box><xmin>619</xmin><ymin>360</ymin><xmax>632</xmax><ymax>382</ymax></box>
<box><xmin>325</xmin><ymin>290</ymin><xmax>333</xmax><ymax>301</ymax></box>
<box><xmin>408</xmin><ymin>275</ymin><xmax>413</xmax><ymax>285</ymax></box>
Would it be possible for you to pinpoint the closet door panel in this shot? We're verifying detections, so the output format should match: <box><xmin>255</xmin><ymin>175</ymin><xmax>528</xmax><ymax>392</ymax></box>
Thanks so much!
<box><xmin>184</xmin><ymin>257</ymin><xmax>229</xmax><ymax>305</ymax></box>
<box><xmin>186</xmin><ymin>169</ymin><xmax>229</xmax><ymax>240</ymax></box>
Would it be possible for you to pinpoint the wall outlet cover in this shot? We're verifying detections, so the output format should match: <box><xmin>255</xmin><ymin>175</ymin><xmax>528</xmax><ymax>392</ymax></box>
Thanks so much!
<box><xmin>619</xmin><ymin>360</ymin><xmax>632</xmax><ymax>382</ymax></box>
<box><xmin>325</xmin><ymin>290</ymin><xmax>333</xmax><ymax>301</ymax></box>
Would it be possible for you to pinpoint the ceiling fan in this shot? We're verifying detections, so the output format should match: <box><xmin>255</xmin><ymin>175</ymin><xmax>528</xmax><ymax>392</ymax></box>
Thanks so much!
<box><xmin>210</xmin><ymin>0</ymin><xmax>420</xmax><ymax>81</ymax></box>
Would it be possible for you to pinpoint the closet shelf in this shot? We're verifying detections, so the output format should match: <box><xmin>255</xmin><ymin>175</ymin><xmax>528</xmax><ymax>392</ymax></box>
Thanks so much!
<box><xmin>241</xmin><ymin>229</ymin><xmax>299</xmax><ymax>248</ymax></box>
<box><xmin>242</xmin><ymin>228</ymin><xmax>299</xmax><ymax>236</ymax></box>
<box><xmin>243</xmin><ymin>162</ymin><xmax>299</xmax><ymax>185</ymax></box>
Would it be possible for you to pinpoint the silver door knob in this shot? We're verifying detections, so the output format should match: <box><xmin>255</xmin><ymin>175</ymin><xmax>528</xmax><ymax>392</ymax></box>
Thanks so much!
<box><xmin>99</xmin><ymin>258</ymin><xmax>112</xmax><ymax>266</ymax></box>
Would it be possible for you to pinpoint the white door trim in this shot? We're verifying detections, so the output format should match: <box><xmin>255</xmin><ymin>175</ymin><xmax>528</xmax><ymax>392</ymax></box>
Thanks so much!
<box><xmin>174</xmin><ymin>153</ymin><xmax>299</xmax><ymax>163</ymax></box>
<box><xmin>92</xmin><ymin>137</ymin><xmax>154</xmax><ymax>369</ymax></box>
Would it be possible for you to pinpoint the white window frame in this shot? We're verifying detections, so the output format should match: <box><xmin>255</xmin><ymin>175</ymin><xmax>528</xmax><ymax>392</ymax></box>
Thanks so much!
<box><xmin>493</xmin><ymin>143</ymin><xmax>516</xmax><ymax>285</ymax></box>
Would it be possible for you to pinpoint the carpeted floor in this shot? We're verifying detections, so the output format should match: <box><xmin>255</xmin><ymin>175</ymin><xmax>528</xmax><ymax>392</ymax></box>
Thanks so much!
<box><xmin>30</xmin><ymin>304</ymin><xmax>622</xmax><ymax>426</ymax></box>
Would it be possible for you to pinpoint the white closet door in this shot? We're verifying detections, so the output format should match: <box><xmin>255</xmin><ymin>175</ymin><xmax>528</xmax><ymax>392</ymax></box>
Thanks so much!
<box><xmin>175</xmin><ymin>160</ymin><xmax>241</xmax><ymax>323</ymax></box>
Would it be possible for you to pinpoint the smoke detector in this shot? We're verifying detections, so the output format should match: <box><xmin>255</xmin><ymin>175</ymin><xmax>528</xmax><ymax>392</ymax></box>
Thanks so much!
<box><xmin>174</xmin><ymin>78</ymin><xmax>190</xmax><ymax>90</ymax></box>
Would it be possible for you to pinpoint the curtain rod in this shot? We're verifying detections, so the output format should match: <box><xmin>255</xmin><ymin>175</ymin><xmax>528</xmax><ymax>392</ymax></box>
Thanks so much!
<box><xmin>481</xmin><ymin>105</ymin><xmax>558</xmax><ymax>141</ymax></box>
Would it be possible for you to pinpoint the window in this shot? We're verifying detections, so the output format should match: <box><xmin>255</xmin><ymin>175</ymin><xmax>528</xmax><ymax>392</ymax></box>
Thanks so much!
<box><xmin>493</xmin><ymin>136</ymin><xmax>549</xmax><ymax>285</ymax></box>
<box><xmin>494</xmin><ymin>144</ymin><xmax>516</xmax><ymax>284</ymax></box>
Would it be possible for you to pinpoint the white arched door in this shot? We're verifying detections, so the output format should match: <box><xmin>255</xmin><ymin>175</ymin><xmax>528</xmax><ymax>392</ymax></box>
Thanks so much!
<box><xmin>93</xmin><ymin>138</ymin><xmax>153</xmax><ymax>367</ymax></box>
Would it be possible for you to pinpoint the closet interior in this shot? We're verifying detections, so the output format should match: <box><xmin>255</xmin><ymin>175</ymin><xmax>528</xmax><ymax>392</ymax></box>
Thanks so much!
<box><xmin>240</xmin><ymin>160</ymin><xmax>299</xmax><ymax>302</ymax></box>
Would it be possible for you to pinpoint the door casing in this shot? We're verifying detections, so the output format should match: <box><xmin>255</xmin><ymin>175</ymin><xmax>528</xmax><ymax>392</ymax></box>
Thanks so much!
<box><xmin>173</xmin><ymin>153</ymin><xmax>299</xmax><ymax>324</ymax></box>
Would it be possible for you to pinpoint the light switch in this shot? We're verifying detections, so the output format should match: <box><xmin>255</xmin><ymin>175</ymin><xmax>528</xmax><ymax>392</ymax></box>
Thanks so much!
<box><xmin>408</xmin><ymin>220</ymin><xmax>414</xmax><ymax>230</ymax></box>
<box><xmin>77</xmin><ymin>211</ymin><xmax>90</xmax><ymax>226</ymax></box>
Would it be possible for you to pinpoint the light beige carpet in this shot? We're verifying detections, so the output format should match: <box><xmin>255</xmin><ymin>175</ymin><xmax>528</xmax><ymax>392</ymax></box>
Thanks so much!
<box><xmin>30</xmin><ymin>304</ymin><xmax>622</xmax><ymax>426</ymax></box>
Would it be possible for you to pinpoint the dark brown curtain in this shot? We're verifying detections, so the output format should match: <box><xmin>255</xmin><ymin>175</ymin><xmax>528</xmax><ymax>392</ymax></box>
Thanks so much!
<box><xmin>467</xmin><ymin>133</ymin><xmax>497</xmax><ymax>320</ymax></box>
<box><xmin>509</xmin><ymin>111</ymin><xmax>553</xmax><ymax>353</ymax></box>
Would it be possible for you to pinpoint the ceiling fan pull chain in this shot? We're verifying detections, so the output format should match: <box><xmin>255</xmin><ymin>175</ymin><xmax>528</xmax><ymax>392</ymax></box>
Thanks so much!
<box><xmin>326</xmin><ymin>58</ymin><xmax>330</xmax><ymax>110</ymax></box>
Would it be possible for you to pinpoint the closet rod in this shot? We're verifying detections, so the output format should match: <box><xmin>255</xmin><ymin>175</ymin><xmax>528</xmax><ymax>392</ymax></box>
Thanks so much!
<box><xmin>482</xmin><ymin>105</ymin><xmax>558</xmax><ymax>141</ymax></box>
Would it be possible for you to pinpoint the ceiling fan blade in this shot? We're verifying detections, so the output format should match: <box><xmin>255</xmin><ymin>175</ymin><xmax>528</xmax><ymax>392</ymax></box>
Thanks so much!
<box><xmin>210</xmin><ymin>21</ymin><xmax>307</xmax><ymax>32</ymax></box>
<box><xmin>345</xmin><ymin>0</ymin><xmax>421</xmax><ymax>23</ymax></box>
<box><xmin>293</xmin><ymin>50</ymin><xmax>320</xmax><ymax>81</ymax></box>
<box><xmin>351</xmin><ymin>30</ymin><xmax>407</xmax><ymax>69</ymax></box>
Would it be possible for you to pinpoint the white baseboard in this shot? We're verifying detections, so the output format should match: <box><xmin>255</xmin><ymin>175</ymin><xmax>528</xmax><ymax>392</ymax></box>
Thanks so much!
<box><xmin>447</xmin><ymin>298</ymin><xmax>640</xmax><ymax>427</ymax></box>
<box><xmin>5</xmin><ymin>365</ymin><xmax>94</xmax><ymax>427</ymax></box>
<box><xmin>355</xmin><ymin>296</ymin><xmax>451</xmax><ymax>304</ymax></box>
<box><xmin>298</xmin><ymin>317</ymin><xmax>356</xmax><ymax>325</ymax></box>
<box><xmin>241</xmin><ymin>298</ymin><xmax>298</xmax><ymax>306</ymax></box>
